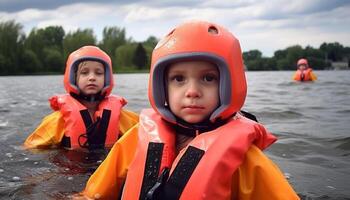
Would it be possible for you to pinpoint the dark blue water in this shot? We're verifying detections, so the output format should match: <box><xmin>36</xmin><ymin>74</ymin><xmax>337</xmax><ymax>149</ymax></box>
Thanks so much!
<box><xmin>0</xmin><ymin>71</ymin><xmax>349</xmax><ymax>199</ymax></box>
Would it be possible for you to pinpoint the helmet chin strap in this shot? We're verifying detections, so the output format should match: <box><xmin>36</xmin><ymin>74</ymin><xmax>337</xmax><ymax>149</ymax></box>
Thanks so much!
<box><xmin>173</xmin><ymin>115</ymin><xmax>230</xmax><ymax>137</ymax></box>
<box><xmin>172</xmin><ymin>111</ymin><xmax>258</xmax><ymax>137</ymax></box>
<box><xmin>70</xmin><ymin>92</ymin><xmax>105</xmax><ymax>103</ymax></box>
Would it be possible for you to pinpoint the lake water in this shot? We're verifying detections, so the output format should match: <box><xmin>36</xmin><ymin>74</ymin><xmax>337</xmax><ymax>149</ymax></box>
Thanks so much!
<box><xmin>0</xmin><ymin>71</ymin><xmax>349</xmax><ymax>199</ymax></box>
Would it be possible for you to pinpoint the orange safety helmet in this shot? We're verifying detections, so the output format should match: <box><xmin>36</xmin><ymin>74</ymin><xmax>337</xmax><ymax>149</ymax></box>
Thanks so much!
<box><xmin>297</xmin><ymin>58</ymin><xmax>309</xmax><ymax>68</ymax></box>
<box><xmin>148</xmin><ymin>21</ymin><xmax>247</xmax><ymax>123</ymax></box>
<box><xmin>64</xmin><ymin>46</ymin><xmax>114</xmax><ymax>96</ymax></box>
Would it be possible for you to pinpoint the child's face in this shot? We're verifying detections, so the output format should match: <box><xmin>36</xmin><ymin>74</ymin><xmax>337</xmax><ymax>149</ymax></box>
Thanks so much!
<box><xmin>76</xmin><ymin>61</ymin><xmax>105</xmax><ymax>95</ymax></box>
<box><xmin>167</xmin><ymin>61</ymin><xmax>219</xmax><ymax>124</ymax></box>
<box><xmin>298</xmin><ymin>64</ymin><xmax>306</xmax><ymax>70</ymax></box>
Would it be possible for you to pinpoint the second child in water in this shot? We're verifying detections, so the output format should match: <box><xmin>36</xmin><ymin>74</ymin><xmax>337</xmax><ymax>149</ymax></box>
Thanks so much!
<box><xmin>24</xmin><ymin>46</ymin><xmax>138</xmax><ymax>150</ymax></box>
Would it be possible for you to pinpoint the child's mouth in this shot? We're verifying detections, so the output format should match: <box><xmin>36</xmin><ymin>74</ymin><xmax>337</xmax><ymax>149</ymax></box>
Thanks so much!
<box><xmin>183</xmin><ymin>105</ymin><xmax>205</xmax><ymax>113</ymax></box>
<box><xmin>184</xmin><ymin>105</ymin><xmax>204</xmax><ymax>109</ymax></box>
<box><xmin>86</xmin><ymin>84</ymin><xmax>97</xmax><ymax>88</ymax></box>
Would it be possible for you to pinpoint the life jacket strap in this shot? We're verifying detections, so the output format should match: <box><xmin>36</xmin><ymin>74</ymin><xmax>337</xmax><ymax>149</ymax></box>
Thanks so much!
<box><xmin>161</xmin><ymin>146</ymin><xmax>204</xmax><ymax>200</ymax></box>
<box><xmin>240</xmin><ymin>110</ymin><xmax>258</xmax><ymax>122</ymax></box>
<box><xmin>61</xmin><ymin>135</ymin><xmax>71</xmax><ymax>148</ymax></box>
<box><xmin>78</xmin><ymin>109</ymin><xmax>111</xmax><ymax>150</ymax></box>
<box><xmin>140</xmin><ymin>142</ymin><xmax>164</xmax><ymax>199</ymax></box>
<box><xmin>142</xmin><ymin>145</ymin><xmax>205</xmax><ymax>200</ymax></box>
<box><xmin>146</xmin><ymin>168</ymin><xmax>170</xmax><ymax>200</ymax></box>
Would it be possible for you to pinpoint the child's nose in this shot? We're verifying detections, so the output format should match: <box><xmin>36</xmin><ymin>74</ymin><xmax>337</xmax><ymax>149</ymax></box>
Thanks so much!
<box><xmin>185</xmin><ymin>82</ymin><xmax>201</xmax><ymax>98</ymax></box>
<box><xmin>88</xmin><ymin>73</ymin><xmax>96</xmax><ymax>81</ymax></box>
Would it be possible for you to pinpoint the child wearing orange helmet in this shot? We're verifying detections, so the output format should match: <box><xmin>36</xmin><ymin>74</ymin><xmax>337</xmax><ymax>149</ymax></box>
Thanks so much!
<box><xmin>79</xmin><ymin>22</ymin><xmax>299</xmax><ymax>199</ymax></box>
<box><xmin>293</xmin><ymin>58</ymin><xmax>317</xmax><ymax>81</ymax></box>
<box><xmin>24</xmin><ymin>46</ymin><xmax>138</xmax><ymax>150</ymax></box>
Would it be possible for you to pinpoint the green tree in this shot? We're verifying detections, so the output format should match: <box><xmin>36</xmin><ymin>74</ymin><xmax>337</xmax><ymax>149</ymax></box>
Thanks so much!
<box><xmin>276</xmin><ymin>59</ymin><xmax>289</xmax><ymax>70</ymax></box>
<box><xmin>142</xmin><ymin>36</ymin><xmax>158</xmax><ymax>68</ymax></box>
<box><xmin>2</xmin><ymin>20</ymin><xmax>350</xmax><ymax>74</ymax></box>
<box><xmin>43</xmin><ymin>48</ymin><xmax>64</xmax><ymax>72</ymax></box>
<box><xmin>343</xmin><ymin>47</ymin><xmax>350</xmax><ymax>57</ymax></box>
<box><xmin>274</xmin><ymin>49</ymin><xmax>287</xmax><ymax>60</ymax></box>
<box><xmin>303</xmin><ymin>45</ymin><xmax>328</xmax><ymax>69</ymax></box>
<box><xmin>265</xmin><ymin>58</ymin><xmax>278</xmax><ymax>70</ymax></box>
<box><xmin>21</xmin><ymin>49</ymin><xmax>42</xmax><ymax>73</ymax></box>
<box><xmin>285</xmin><ymin>45</ymin><xmax>304</xmax><ymax>70</ymax></box>
<box><xmin>25</xmin><ymin>28</ymin><xmax>45</xmax><ymax>68</ymax></box>
<box><xmin>243</xmin><ymin>50</ymin><xmax>278</xmax><ymax>71</ymax></box>
<box><xmin>25</xmin><ymin>26</ymin><xmax>65</xmax><ymax>72</ymax></box>
<box><xmin>99</xmin><ymin>27</ymin><xmax>127</xmax><ymax>61</ymax></box>
<box><xmin>63</xmin><ymin>29</ymin><xmax>96</xmax><ymax>60</ymax></box>
<box><xmin>271</xmin><ymin>45</ymin><xmax>305</xmax><ymax>70</ymax></box>
<box><xmin>133</xmin><ymin>43</ymin><xmax>148</xmax><ymax>69</ymax></box>
<box><xmin>143</xmin><ymin>36</ymin><xmax>158</xmax><ymax>48</ymax></box>
<box><xmin>243</xmin><ymin>49</ymin><xmax>262</xmax><ymax>61</ymax></box>
<box><xmin>115</xmin><ymin>43</ymin><xmax>137</xmax><ymax>71</ymax></box>
<box><xmin>320</xmin><ymin>42</ymin><xmax>344</xmax><ymax>61</ymax></box>
<box><xmin>0</xmin><ymin>54</ymin><xmax>8</xmax><ymax>75</ymax></box>
<box><xmin>307</xmin><ymin>57</ymin><xmax>328</xmax><ymax>70</ymax></box>
<box><xmin>0</xmin><ymin>20</ymin><xmax>25</xmax><ymax>75</ymax></box>
<box><xmin>304</xmin><ymin>45</ymin><xmax>323</xmax><ymax>58</ymax></box>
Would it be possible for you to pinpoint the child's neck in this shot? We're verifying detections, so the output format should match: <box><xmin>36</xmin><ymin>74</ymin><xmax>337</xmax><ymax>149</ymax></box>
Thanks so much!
<box><xmin>176</xmin><ymin>134</ymin><xmax>194</xmax><ymax>154</ymax></box>
<box><xmin>173</xmin><ymin>117</ymin><xmax>229</xmax><ymax>154</ymax></box>
<box><xmin>81</xmin><ymin>100</ymin><xmax>99</xmax><ymax>120</ymax></box>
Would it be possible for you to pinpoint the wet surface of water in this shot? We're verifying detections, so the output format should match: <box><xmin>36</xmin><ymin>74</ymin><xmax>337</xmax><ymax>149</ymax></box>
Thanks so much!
<box><xmin>0</xmin><ymin>71</ymin><xmax>349</xmax><ymax>199</ymax></box>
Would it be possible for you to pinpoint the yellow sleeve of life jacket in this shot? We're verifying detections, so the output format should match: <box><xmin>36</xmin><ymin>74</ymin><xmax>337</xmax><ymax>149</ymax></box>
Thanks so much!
<box><xmin>231</xmin><ymin>145</ymin><xmax>300</xmax><ymax>200</ymax></box>
<box><xmin>118</xmin><ymin>109</ymin><xmax>139</xmax><ymax>136</ymax></box>
<box><xmin>292</xmin><ymin>72</ymin><xmax>297</xmax><ymax>81</ymax></box>
<box><xmin>82</xmin><ymin>123</ymin><xmax>139</xmax><ymax>200</ymax></box>
<box><xmin>310</xmin><ymin>71</ymin><xmax>317</xmax><ymax>81</ymax></box>
<box><xmin>23</xmin><ymin>111</ymin><xmax>65</xmax><ymax>149</ymax></box>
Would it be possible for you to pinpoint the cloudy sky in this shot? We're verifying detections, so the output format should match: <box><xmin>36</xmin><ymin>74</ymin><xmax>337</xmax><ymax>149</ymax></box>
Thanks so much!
<box><xmin>1</xmin><ymin>0</ymin><xmax>349</xmax><ymax>56</ymax></box>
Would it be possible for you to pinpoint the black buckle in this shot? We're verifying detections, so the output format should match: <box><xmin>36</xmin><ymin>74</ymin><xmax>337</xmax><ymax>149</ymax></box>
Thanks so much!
<box><xmin>146</xmin><ymin>168</ymin><xmax>170</xmax><ymax>200</ymax></box>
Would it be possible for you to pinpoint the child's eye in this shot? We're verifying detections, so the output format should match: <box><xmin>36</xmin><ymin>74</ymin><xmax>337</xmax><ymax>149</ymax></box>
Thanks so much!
<box><xmin>80</xmin><ymin>70</ymin><xmax>88</xmax><ymax>75</ymax></box>
<box><xmin>96</xmin><ymin>71</ymin><xmax>104</xmax><ymax>75</ymax></box>
<box><xmin>171</xmin><ymin>75</ymin><xmax>184</xmax><ymax>82</ymax></box>
<box><xmin>203</xmin><ymin>74</ymin><xmax>218</xmax><ymax>82</ymax></box>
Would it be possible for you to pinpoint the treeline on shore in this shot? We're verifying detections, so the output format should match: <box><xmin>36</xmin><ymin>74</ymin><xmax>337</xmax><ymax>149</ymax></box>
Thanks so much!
<box><xmin>243</xmin><ymin>43</ymin><xmax>350</xmax><ymax>71</ymax></box>
<box><xmin>1</xmin><ymin>20</ymin><xmax>349</xmax><ymax>75</ymax></box>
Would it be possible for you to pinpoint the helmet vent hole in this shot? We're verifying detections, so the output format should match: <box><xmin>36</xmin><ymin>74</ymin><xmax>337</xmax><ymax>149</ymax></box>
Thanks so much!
<box><xmin>167</xmin><ymin>28</ymin><xmax>175</xmax><ymax>36</ymax></box>
<box><xmin>208</xmin><ymin>26</ymin><xmax>218</xmax><ymax>34</ymax></box>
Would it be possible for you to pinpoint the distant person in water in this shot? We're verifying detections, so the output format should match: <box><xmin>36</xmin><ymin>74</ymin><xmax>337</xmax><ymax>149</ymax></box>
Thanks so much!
<box><xmin>24</xmin><ymin>45</ymin><xmax>138</xmax><ymax>150</ymax></box>
<box><xmin>293</xmin><ymin>58</ymin><xmax>317</xmax><ymax>82</ymax></box>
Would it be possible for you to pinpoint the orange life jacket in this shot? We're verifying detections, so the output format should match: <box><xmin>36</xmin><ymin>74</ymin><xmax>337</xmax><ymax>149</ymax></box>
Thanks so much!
<box><xmin>122</xmin><ymin>109</ymin><xmax>276</xmax><ymax>200</ymax></box>
<box><xmin>293</xmin><ymin>68</ymin><xmax>313</xmax><ymax>81</ymax></box>
<box><xmin>49</xmin><ymin>94</ymin><xmax>126</xmax><ymax>150</ymax></box>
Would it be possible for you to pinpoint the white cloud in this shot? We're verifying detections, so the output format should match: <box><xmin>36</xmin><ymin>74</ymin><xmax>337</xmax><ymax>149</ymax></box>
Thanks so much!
<box><xmin>0</xmin><ymin>0</ymin><xmax>349</xmax><ymax>56</ymax></box>
<box><xmin>123</xmin><ymin>4</ymin><xmax>171</xmax><ymax>22</ymax></box>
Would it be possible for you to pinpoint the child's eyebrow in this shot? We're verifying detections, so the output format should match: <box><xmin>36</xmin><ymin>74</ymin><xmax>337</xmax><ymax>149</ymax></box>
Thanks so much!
<box><xmin>79</xmin><ymin>66</ymin><xmax>88</xmax><ymax>71</ymax></box>
<box><xmin>167</xmin><ymin>69</ymin><xmax>186</xmax><ymax>74</ymax></box>
<box><xmin>200</xmin><ymin>69</ymin><xmax>219</xmax><ymax>74</ymax></box>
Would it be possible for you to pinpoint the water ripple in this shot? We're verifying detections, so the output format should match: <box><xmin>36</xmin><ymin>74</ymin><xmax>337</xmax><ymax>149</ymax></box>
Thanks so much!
<box><xmin>258</xmin><ymin>110</ymin><xmax>303</xmax><ymax>119</ymax></box>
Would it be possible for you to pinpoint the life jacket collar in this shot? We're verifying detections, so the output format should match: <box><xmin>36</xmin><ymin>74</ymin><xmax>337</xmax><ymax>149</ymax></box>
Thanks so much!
<box><xmin>70</xmin><ymin>92</ymin><xmax>105</xmax><ymax>103</ymax></box>
<box><xmin>173</xmin><ymin>115</ymin><xmax>231</xmax><ymax>137</ymax></box>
